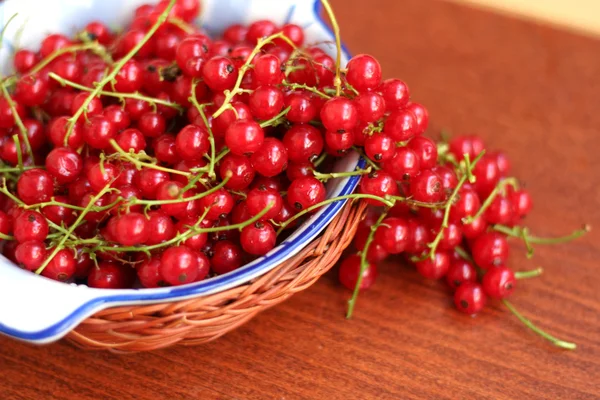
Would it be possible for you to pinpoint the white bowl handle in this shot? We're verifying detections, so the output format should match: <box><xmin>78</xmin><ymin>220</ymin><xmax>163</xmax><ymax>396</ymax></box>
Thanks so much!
<box><xmin>0</xmin><ymin>256</ymin><xmax>100</xmax><ymax>344</ymax></box>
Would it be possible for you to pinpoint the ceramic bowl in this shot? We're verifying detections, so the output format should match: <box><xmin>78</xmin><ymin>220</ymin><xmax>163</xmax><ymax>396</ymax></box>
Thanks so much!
<box><xmin>0</xmin><ymin>0</ymin><xmax>359</xmax><ymax>343</ymax></box>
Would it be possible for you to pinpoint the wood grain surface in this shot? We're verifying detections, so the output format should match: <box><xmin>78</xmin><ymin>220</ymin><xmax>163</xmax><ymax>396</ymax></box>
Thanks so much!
<box><xmin>1</xmin><ymin>0</ymin><xmax>600</xmax><ymax>399</ymax></box>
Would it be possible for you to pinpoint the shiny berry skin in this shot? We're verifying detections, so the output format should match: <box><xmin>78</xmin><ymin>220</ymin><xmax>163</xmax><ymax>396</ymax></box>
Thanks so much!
<box><xmin>279</xmin><ymin>23</ymin><xmax>304</xmax><ymax>47</ymax></box>
<box><xmin>382</xmin><ymin>147</ymin><xmax>420</xmax><ymax>182</ymax></box>
<box><xmin>202</xmin><ymin>56</ymin><xmax>237</xmax><ymax>91</ymax></box>
<box><xmin>408</xmin><ymin>136</ymin><xmax>437</xmax><ymax>169</ymax></box>
<box><xmin>116</xmin><ymin>128</ymin><xmax>146</xmax><ymax>153</ymax></box>
<box><xmin>211</xmin><ymin>240</ymin><xmax>243</xmax><ymax>274</ymax></box>
<box><xmin>22</xmin><ymin>118</ymin><xmax>46</xmax><ymax>150</ymax></box>
<box><xmin>45</xmin><ymin>147</ymin><xmax>83</xmax><ymax>184</ymax></box>
<box><xmin>246</xmin><ymin>186</ymin><xmax>283</xmax><ymax>221</ymax></box>
<box><xmin>250</xmin><ymin>137</ymin><xmax>288</xmax><ymax>177</ymax></box>
<box><xmin>71</xmin><ymin>93</ymin><xmax>103</xmax><ymax>119</ymax></box>
<box><xmin>472</xmin><ymin>155</ymin><xmax>500</xmax><ymax>197</ymax></box>
<box><xmin>346</xmin><ymin>54</ymin><xmax>382</xmax><ymax>92</ymax></box>
<box><xmin>384</xmin><ymin>108</ymin><xmax>417</xmax><ymax>142</ymax></box>
<box><xmin>137</xmin><ymin>256</ymin><xmax>165</xmax><ymax>288</ymax></box>
<box><xmin>42</xmin><ymin>249</ymin><xmax>76</xmax><ymax>282</ymax></box>
<box><xmin>14</xmin><ymin>210</ymin><xmax>49</xmax><ymax>243</ymax></box>
<box><xmin>283</xmin><ymin>124</ymin><xmax>324</xmax><ymax>163</ymax></box>
<box><xmin>15</xmin><ymin>240</ymin><xmax>47</xmax><ymax>271</ymax></box>
<box><xmin>15</xmin><ymin>74</ymin><xmax>49</xmax><ymax>106</ymax></box>
<box><xmin>199</xmin><ymin>188</ymin><xmax>234</xmax><ymax>220</ymax></box>
<box><xmin>249</xmin><ymin>85</ymin><xmax>284</xmax><ymax>120</ymax></box>
<box><xmin>225</xmin><ymin>120</ymin><xmax>264</xmax><ymax>156</ymax></box>
<box><xmin>219</xmin><ymin>154</ymin><xmax>255</xmax><ymax>190</ymax></box>
<box><xmin>379</xmin><ymin>78</ymin><xmax>410</xmax><ymax>111</ymax></box>
<box><xmin>0</xmin><ymin>210</ymin><xmax>12</xmax><ymax>236</ymax></box>
<box><xmin>223</xmin><ymin>24</ymin><xmax>248</xmax><ymax>43</ymax></box>
<box><xmin>88</xmin><ymin>262</ymin><xmax>136</xmax><ymax>289</ymax></box>
<box><xmin>47</xmin><ymin>117</ymin><xmax>83</xmax><ymax>149</ymax></box>
<box><xmin>240</xmin><ymin>221</ymin><xmax>276</xmax><ymax>255</ymax></box>
<box><xmin>84</xmin><ymin>21</ymin><xmax>113</xmax><ymax>44</ymax></box>
<box><xmin>446</xmin><ymin>260</ymin><xmax>477</xmax><ymax>290</ymax></box>
<box><xmin>114</xmin><ymin>60</ymin><xmax>143</xmax><ymax>92</ymax></box>
<box><xmin>175</xmin><ymin>217</ymin><xmax>208</xmax><ymax>250</ymax></box>
<box><xmin>114</xmin><ymin>212</ymin><xmax>150</xmax><ymax>246</ymax></box>
<box><xmin>406</xmin><ymin>102</ymin><xmax>429</xmax><ymax>135</ymax></box>
<box><xmin>354</xmin><ymin>92</ymin><xmax>386</xmax><ymax>123</ymax></box>
<box><xmin>431</xmin><ymin>165</ymin><xmax>458</xmax><ymax>192</ymax></box>
<box><xmin>485</xmin><ymin>195</ymin><xmax>515</xmax><ymax>225</ymax></box>
<box><xmin>405</xmin><ymin>218</ymin><xmax>430</xmax><ymax>254</ymax></box>
<box><xmin>449</xmin><ymin>135</ymin><xmax>485</xmax><ymax>161</ymax></box>
<box><xmin>135</xmin><ymin>168</ymin><xmax>170</xmax><ymax>198</ymax></box>
<box><xmin>40</xmin><ymin>34</ymin><xmax>72</xmax><ymax>57</ymax></box>
<box><xmin>471</xmin><ymin>232</ymin><xmax>509</xmax><ymax>269</ymax></box>
<box><xmin>510</xmin><ymin>189</ymin><xmax>533</xmax><ymax>218</ymax></box>
<box><xmin>491</xmin><ymin>151</ymin><xmax>511</xmax><ymax>177</ymax></box>
<box><xmin>287</xmin><ymin>177</ymin><xmax>326</xmax><ymax>211</ymax></box>
<box><xmin>365</xmin><ymin>134</ymin><xmax>395</xmax><ymax>162</ymax></box>
<box><xmin>176</xmin><ymin>36</ymin><xmax>209</xmax><ymax>77</ymax></box>
<box><xmin>84</xmin><ymin>116</ymin><xmax>117</xmax><ymax>150</ymax></box>
<box><xmin>325</xmin><ymin>130</ymin><xmax>354</xmax><ymax>153</ymax></box>
<box><xmin>374</xmin><ymin>217</ymin><xmax>410</xmax><ymax>254</ymax></box>
<box><xmin>359</xmin><ymin>171</ymin><xmax>399</xmax><ymax>206</ymax></box>
<box><xmin>175</xmin><ymin>124</ymin><xmax>210</xmax><ymax>161</ymax></box>
<box><xmin>0</xmin><ymin>96</ymin><xmax>26</xmax><ymax>129</ymax></box>
<box><xmin>462</xmin><ymin>215</ymin><xmax>488</xmax><ymax>239</ymax></box>
<box><xmin>454</xmin><ymin>283</ymin><xmax>486</xmax><ymax>315</ymax></box>
<box><xmin>320</xmin><ymin>97</ymin><xmax>358</xmax><ymax>133</ymax></box>
<box><xmin>144</xmin><ymin>210</ymin><xmax>176</xmax><ymax>246</ymax></box>
<box><xmin>284</xmin><ymin>91</ymin><xmax>317</xmax><ymax>123</ymax></box>
<box><xmin>14</xmin><ymin>49</ymin><xmax>38</xmax><ymax>74</ymax></box>
<box><xmin>482</xmin><ymin>266</ymin><xmax>516</xmax><ymax>299</ymax></box>
<box><xmin>102</xmin><ymin>105</ymin><xmax>131</xmax><ymax>131</ymax></box>
<box><xmin>153</xmin><ymin>134</ymin><xmax>178</xmax><ymax>164</ymax></box>
<box><xmin>410</xmin><ymin>170</ymin><xmax>444</xmax><ymax>203</ymax></box>
<box><xmin>156</xmin><ymin>181</ymin><xmax>197</xmax><ymax>218</ymax></box>
<box><xmin>17</xmin><ymin>169</ymin><xmax>54</xmax><ymax>205</ymax></box>
<box><xmin>415</xmin><ymin>251</ymin><xmax>450</xmax><ymax>279</ymax></box>
<box><xmin>86</xmin><ymin>161</ymin><xmax>116</xmax><ymax>192</ymax></box>
<box><xmin>438</xmin><ymin>222</ymin><xmax>463</xmax><ymax>250</ymax></box>
<box><xmin>254</xmin><ymin>54</ymin><xmax>283</xmax><ymax>85</ymax></box>
<box><xmin>449</xmin><ymin>188</ymin><xmax>480</xmax><ymax>223</ymax></box>
<box><xmin>138</xmin><ymin>111</ymin><xmax>166</xmax><ymax>138</ymax></box>
<box><xmin>338</xmin><ymin>254</ymin><xmax>377</xmax><ymax>291</ymax></box>
<box><xmin>246</xmin><ymin>20</ymin><xmax>278</xmax><ymax>44</ymax></box>
<box><xmin>160</xmin><ymin>245</ymin><xmax>199</xmax><ymax>285</ymax></box>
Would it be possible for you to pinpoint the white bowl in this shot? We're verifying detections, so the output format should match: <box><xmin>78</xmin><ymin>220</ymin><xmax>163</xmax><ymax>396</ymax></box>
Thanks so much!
<box><xmin>0</xmin><ymin>0</ymin><xmax>359</xmax><ymax>343</ymax></box>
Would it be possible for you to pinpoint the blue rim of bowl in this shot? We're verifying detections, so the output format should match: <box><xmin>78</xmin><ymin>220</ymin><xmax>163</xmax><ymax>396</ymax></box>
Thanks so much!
<box><xmin>0</xmin><ymin>0</ymin><xmax>359</xmax><ymax>342</ymax></box>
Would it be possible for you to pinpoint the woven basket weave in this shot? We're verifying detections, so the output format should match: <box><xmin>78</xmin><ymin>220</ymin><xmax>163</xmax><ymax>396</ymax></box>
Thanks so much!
<box><xmin>65</xmin><ymin>200</ymin><xmax>367</xmax><ymax>353</ymax></box>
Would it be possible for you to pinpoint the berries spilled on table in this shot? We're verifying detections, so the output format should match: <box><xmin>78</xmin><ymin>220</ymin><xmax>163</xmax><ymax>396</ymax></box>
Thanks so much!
<box><xmin>0</xmin><ymin>0</ymin><xmax>589</xmax><ymax>349</ymax></box>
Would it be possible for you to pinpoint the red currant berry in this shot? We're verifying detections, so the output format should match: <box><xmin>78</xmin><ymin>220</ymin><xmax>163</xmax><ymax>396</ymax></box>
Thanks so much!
<box><xmin>359</xmin><ymin>171</ymin><xmax>399</xmax><ymax>206</ymax></box>
<box><xmin>287</xmin><ymin>177</ymin><xmax>326</xmax><ymax>211</ymax></box>
<box><xmin>354</xmin><ymin>92</ymin><xmax>386</xmax><ymax>123</ymax></box>
<box><xmin>284</xmin><ymin>91</ymin><xmax>317</xmax><ymax>123</ymax></box>
<box><xmin>471</xmin><ymin>232</ymin><xmax>509</xmax><ymax>269</ymax></box>
<box><xmin>15</xmin><ymin>240</ymin><xmax>47</xmax><ymax>271</ymax></box>
<box><xmin>14</xmin><ymin>74</ymin><xmax>49</xmax><ymax>106</ymax></box>
<box><xmin>219</xmin><ymin>153</ymin><xmax>255</xmax><ymax>190</ymax></box>
<box><xmin>365</xmin><ymin>134</ymin><xmax>394</xmax><ymax>162</ymax></box>
<box><xmin>249</xmin><ymin>85</ymin><xmax>284</xmax><ymax>120</ymax></box>
<box><xmin>346</xmin><ymin>54</ymin><xmax>382</xmax><ymax>91</ymax></box>
<box><xmin>246</xmin><ymin>20</ymin><xmax>278</xmax><ymax>44</ymax></box>
<box><xmin>199</xmin><ymin>188</ymin><xmax>234</xmax><ymax>220</ymax></box>
<box><xmin>114</xmin><ymin>212</ymin><xmax>150</xmax><ymax>246</ymax></box>
<box><xmin>41</xmin><ymin>249</ymin><xmax>76</xmax><ymax>282</ymax></box>
<box><xmin>320</xmin><ymin>97</ymin><xmax>358</xmax><ymax>133</ymax></box>
<box><xmin>175</xmin><ymin>124</ymin><xmax>210</xmax><ymax>161</ymax></box>
<box><xmin>160</xmin><ymin>245</ymin><xmax>199</xmax><ymax>285</ymax></box>
<box><xmin>225</xmin><ymin>120</ymin><xmax>264</xmax><ymax>156</ymax></box>
<box><xmin>482</xmin><ymin>266</ymin><xmax>516</xmax><ymax>299</ymax></box>
<box><xmin>374</xmin><ymin>217</ymin><xmax>410</xmax><ymax>254</ymax></box>
<box><xmin>454</xmin><ymin>283</ymin><xmax>486</xmax><ymax>314</ymax></box>
<box><xmin>384</xmin><ymin>108</ymin><xmax>417</xmax><ymax>142</ymax></box>
<box><xmin>14</xmin><ymin>210</ymin><xmax>49</xmax><ymax>243</ymax></box>
<box><xmin>446</xmin><ymin>259</ymin><xmax>477</xmax><ymax>290</ymax></box>
<box><xmin>283</xmin><ymin>124</ymin><xmax>324</xmax><ymax>163</ymax></box>
<box><xmin>338</xmin><ymin>254</ymin><xmax>377</xmax><ymax>291</ymax></box>
<box><xmin>381</xmin><ymin>147</ymin><xmax>421</xmax><ymax>182</ymax></box>
<box><xmin>14</xmin><ymin>49</ymin><xmax>38</xmax><ymax>74</ymax></box>
<box><xmin>202</xmin><ymin>56</ymin><xmax>237</xmax><ymax>91</ymax></box>
<box><xmin>45</xmin><ymin>147</ymin><xmax>83</xmax><ymax>184</ymax></box>
<box><xmin>17</xmin><ymin>169</ymin><xmax>54</xmax><ymax>205</ymax></box>
<box><xmin>240</xmin><ymin>221</ymin><xmax>276</xmax><ymax>255</ymax></box>
<box><xmin>137</xmin><ymin>256</ymin><xmax>165</xmax><ymax>288</ymax></box>
<box><xmin>84</xmin><ymin>116</ymin><xmax>117</xmax><ymax>149</ymax></box>
<box><xmin>406</xmin><ymin>102</ymin><xmax>429</xmax><ymax>135</ymax></box>
<box><xmin>415</xmin><ymin>251</ymin><xmax>450</xmax><ymax>279</ymax></box>
<box><xmin>250</xmin><ymin>137</ymin><xmax>288</xmax><ymax>177</ymax></box>
<box><xmin>410</xmin><ymin>169</ymin><xmax>444</xmax><ymax>203</ymax></box>
<box><xmin>102</xmin><ymin>104</ymin><xmax>131</xmax><ymax>131</ymax></box>
<box><xmin>88</xmin><ymin>261</ymin><xmax>136</xmax><ymax>289</ymax></box>
<box><xmin>254</xmin><ymin>54</ymin><xmax>283</xmax><ymax>85</ymax></box>
<box><xmin>379</xmin><ymin>78</ymin><xmax>410</xmax><ymax>111</ymax></box>
<box><xmin>211</xmin><ymin>240</ymin><xmax>243</xmax><ymax>274</ymax></box>
<box><xmin>246</xmin><ymin>186</ymin><xmax>283</xmax><ymax>221</ymax></box>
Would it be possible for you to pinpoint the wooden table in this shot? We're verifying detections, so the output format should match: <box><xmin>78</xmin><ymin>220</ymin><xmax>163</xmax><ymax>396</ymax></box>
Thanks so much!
<box><xmin>1</xmin><ymin>0</ymin><xmax>599</xmax><ymax>398</ymax></box>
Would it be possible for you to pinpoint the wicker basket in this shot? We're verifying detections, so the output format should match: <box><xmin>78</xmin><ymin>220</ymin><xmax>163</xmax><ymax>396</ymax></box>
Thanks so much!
<box><xmin>65</xmin><ymin>200</ymin><xmax>367</xmax><ymax>352</ymax></box>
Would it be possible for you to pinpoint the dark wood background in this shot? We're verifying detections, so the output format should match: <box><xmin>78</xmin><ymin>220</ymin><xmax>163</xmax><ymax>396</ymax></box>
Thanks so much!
<box><xmin>1</xmin><ymin>0</ymin><xmax>599</xmax><ymax>399</ymax></box>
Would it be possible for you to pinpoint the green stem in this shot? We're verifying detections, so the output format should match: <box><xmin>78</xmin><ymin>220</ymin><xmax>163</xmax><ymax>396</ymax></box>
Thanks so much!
<box><xmin>213</xmin><ymin>148</ymin><xmax>230</xmax><ymax>165</ymax></box>
<box><xmin>189</xmin><ymin>87</ymin><xmax>216</xmax><ymax>180</ymax></box>
<box><xmin>276</xmin><ymin>193</ymin><xmax>393</xmax><ymax>235</ymax></box>
<box><xmin>493</xmin><ymin>224</ymin><xmax>590</xmax><ymax>245</ymax></box>
<box><xmin>64</xmin><ymin>0</ymin><xmax>177</xmax><ymax>145</ymax></box>
<box><xmin>49</xmin><ymin>73</ymin><xmax>183</xmax><ymax>112</ymax></box>
<box><xmin>130</xmin><ymin>177</ymin><xmax>229</xmax><ymax>208</ymax></box>
<box><xmin>346</xmin><ymin>210</ymin><xmax>388</xmax><ymax>319</ymax></box>
<box><xmin>109</xmin><ymin>139</ymin><xmax>195</xmax><ymax>177</ymax></box>
<box><xmin>259</xmin><ymin>106</ymin><xmax>291</xmax><ymax>128</ymax></box>
<box><xmin>212</xmin><ymin>32</ymin><xmax>297</xmax><ymax>119</ymax></box>
<box><xmin>502</xmin><ymin>300</ymin><xmax>576</xmax><ymax>350</ymax></box>
<box><xmin>312</xmin><ymin>167</ymin><xmax>371</xmax><ymax>181</ymax></box>
<box><xmin>463</xmin><ymin>177</ymin><xmax>519</xmax><ymax>224</ymax></box>
<box><xmin>281</xmin><ymin>81</ymin><xmax>332</xmax><ymax>99</ymax></box>
<box><xmin>385</xmin><ymin>195</ymin><xmax>445</xmax><ymax>209</ymax></box>
<box><xmin>0</xmin><ymin>232</ymin><xmax>14</xmax><ymax>240</ymax></box>
<box><xmin>515</xmin><ymin>268</ymin><xmax>543</xmax><ymax>279</ymax></box>
<box><xmin>319</xmin><ymin>0</ymin><xmax>343</xmax><ymax>96</ymax></box>
<box><xmin>35</xmin><ymin>183</ymin><xmax>115</xmax><ymax>274</ymax></box>
<box><xmin>167</xmin><ymin>17</ymin><xmax>196</xmax><ymax>33</ymax></box>
<box><xmin>11</xmin><ymin>134</ymin><xmax>23</xmax><ymax>170</ymax></box>
<box><xmin>453</xmin><ymin>246</ymin><xmax>474</xmax><ymax>263</ymax></box>
<box><xmin>351</xmin><ymin>147</ymin><xmax>380</xmax><ymax>171</ymax></box>
<box><xmin>1</xmin><ymin>88</ymin><xmax>32</xmax><ymax>160</ymax></box>
<box><xmin>0</xmin><ymin>165</ymin><xmax>41</xmax><ymax>173</ymax></box>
